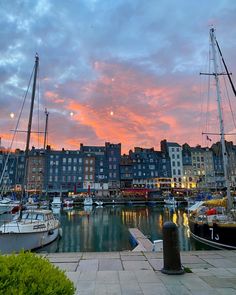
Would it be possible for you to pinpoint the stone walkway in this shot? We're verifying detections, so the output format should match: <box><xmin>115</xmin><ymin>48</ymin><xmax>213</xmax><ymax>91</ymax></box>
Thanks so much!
<box><xmin>45</xmin><ymin>250</ymin><xmax>236</xmax><ymax>295</ymax></box>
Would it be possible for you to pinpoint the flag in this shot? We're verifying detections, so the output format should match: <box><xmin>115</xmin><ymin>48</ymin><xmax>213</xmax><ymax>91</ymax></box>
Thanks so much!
<box><xmin>206</xmin><ymin>135</ymin><xmax>212</xmax><ymax>141</ymax></box>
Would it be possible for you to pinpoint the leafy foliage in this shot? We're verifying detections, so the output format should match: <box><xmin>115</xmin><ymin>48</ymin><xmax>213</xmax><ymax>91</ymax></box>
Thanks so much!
<box><xmin>0</xmin><ymin>252</ymin><xmax>75</xmax><ymax>295</ymax></box>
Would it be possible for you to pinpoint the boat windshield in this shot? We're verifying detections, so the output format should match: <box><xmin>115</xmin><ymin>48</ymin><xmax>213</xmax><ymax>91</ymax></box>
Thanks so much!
<box><xmin>21</xmin><ymin>213</ymin><xmax>44</xmax><ymax>221</ymax></box>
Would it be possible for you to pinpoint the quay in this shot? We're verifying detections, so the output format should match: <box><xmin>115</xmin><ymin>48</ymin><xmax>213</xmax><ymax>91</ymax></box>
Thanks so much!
<box><xmin>44</xmin><ymin>250</ymin><xmax>236</xmax><ymax>294</ymax></box>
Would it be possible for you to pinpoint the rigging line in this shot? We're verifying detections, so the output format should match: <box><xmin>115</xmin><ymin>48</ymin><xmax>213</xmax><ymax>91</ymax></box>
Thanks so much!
<box><xmin>0</xmin><ymin>66</ymin><xmax>35</xmax><ymax>188</ymax></box>
<box><xmin>204</xmin><ymin>41</ymin><xmax>212</xmax><ymax>147</ymax></box>
<box><xmin>218</xmin><ymin>48</ymin><xmax>236</xmax><ymax>130</ymax></box>
<box><xmin>215</xmin><ymin>37</ymin><xmax>236</xmax><ymax>98</ymax></box>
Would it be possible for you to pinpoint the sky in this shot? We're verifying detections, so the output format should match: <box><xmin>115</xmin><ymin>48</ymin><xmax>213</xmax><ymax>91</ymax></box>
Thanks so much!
<box><xmin>1</xmin><ymin>0</ymin><xmax>236</xmax><ymax>154</ymax></box>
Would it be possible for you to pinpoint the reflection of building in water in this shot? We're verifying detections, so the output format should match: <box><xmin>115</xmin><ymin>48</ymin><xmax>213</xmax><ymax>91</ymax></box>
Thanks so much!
<box><xmin>55</xmin><ymin>206</ymin><xmax>196</xmax><ymax>253</ymax></box>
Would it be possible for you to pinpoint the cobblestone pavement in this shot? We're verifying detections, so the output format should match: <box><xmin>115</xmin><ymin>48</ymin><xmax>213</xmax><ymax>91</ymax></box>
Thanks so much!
<box><xmin>45</xmin><ymin>250</ymin><xmax>236</xmax><ymax>295</ymax></box>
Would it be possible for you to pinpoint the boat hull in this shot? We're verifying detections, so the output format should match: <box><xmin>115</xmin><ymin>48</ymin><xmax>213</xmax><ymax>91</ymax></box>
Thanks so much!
<box><xmin>0</xmin><ymin>227</ymin><xmax>59</xmax><ymax>254</ymax></box>
<box><xmin>189</xmin><ymin>219</ymin><xmax>236</xmax><ymax>249</ymax></box>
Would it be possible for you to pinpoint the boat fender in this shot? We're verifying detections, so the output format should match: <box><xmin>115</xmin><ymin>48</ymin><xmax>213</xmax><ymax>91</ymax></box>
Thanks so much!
<box><xmin>206</xmin><ymin>208</ymin><xmax>217</xmax><ymax>215</ymax></box>
<box><xmin>48</xmin><ymin>229</ymin><xmax>54</xmax><ymax>235</ymax></box>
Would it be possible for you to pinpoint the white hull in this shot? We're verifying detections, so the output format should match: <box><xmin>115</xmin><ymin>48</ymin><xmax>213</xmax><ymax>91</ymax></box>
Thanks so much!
<box><xmin>83</xmin><ymin>197</ymin><xmax>93</xmax><ymax>206</ymax></box>
<box><xmin>0</xmin><ymin>206</ymin><xmax>11</xmax><ymax>215</ymax></box>
<box><xmin>0</xmin><ymin>227</ymin><xmax>59</xmax><ymax>253</ymax></box>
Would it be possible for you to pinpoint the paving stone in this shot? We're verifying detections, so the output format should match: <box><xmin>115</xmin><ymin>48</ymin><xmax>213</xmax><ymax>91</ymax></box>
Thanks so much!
<box><xmin>120</xmin><ymin>254</ymin><xmax>147</xmax><ymax>261</ymax></box>
<box><xmin>47</xmin><ymin>256</ymin><xmax>80</xmax><ymax>263</ymax></box>
<box><xmin>76</xmin><ymin>280</ymin><xmax>96</xmax><ymax>294</ymax></box>
<box><xmin>82</xmin><ymin>252</ymin><xmax>120</xmax><ymax>259</ymax></box>
<box><xmin>47</xmin><ymin>252</ymin><xmax>82</xmax><ymax>258</ymax></box>
<box><xmin>216</xmin><ymin>288</ymin><xmax>236</xmax><ymax>295</ymax></box>
<box><xmin>190</xmin><ymin>290</ymin><xmax>222</xmax><ymax>295</ymax></box>
<box><xmin>140</xmin><ymin>282</ymin><xmax>170</xmax><ymax>295</ymax></box>
<box><xmin>120</xmin><ymin>282</ymin><xmax>143</xmax><ymax>294</ymax></box>
<box><xmin>199</xmin><ymin>276</ymin><xmax>235</xmax><ymax>288</ymax></box>
<box><xmin>99</xmin><ymin>258</ymin><xmax>123</xmax><ymax>271</ymax></box>
<box><xmin>179</xmin><ymin>275</ymin><xmax>213</xmax><ymax>290</ymax></box>
<box><xmin>66</xmin><ymin>271</ymin><xmax>80</xmax><ymax>285</ymax></box>
<box><xmin>144</xmin><ymin>252</ymin><xmax>163</xmax><ymax>259</ymax></box>
<box><xmin>77</xmin><ymin>259</ymin><xmax>99</xmax><ymax>271</ymax></box>
<box><xmin>79</xmin><ymin>271</ymin><xmax>97</xmax><ymax>281</ymax></box>
<box><xmin>165</xmin><ymin>284</ymin><xmax>192</xmax><ymax>295</ymax></box>
<box><xmin>203</xmin><ymin>258</ymin><xmax>236</xmax><ymax>268</ymax></box>
<box><xmin>118</xmin><ymin>270</ymin><xmax>137</xmax><ymax>282</ymax></box>
<box><xmin>183</xmin><ymin>263</ymin><xmax>211</xmax><ymax>270</ymax></box>
<box><xmin>95</xmin><ymin>283</ymin><xmax>122</xmax><ymax>295</ymax></box>
<box><xmin>122</xmin><ymin>260</ymin><xmax>153</xmax><ymax>271</ymax></box>
<box><xmin>52</xmin><ymin>262</ymin><xmax>78</xmax><ymax>271</ymax></box>
<box><xmin>134</xmin><ymin>270</ymin><xmax>162</xmax><ymax>283</ymax></box>
<box><xmin>181</xmin><ymin>255</ymin><xmax>205</xmax><ymax>264</ymax></box>
<box><xmin>96</xmin><ymin>271</ymin><xmax>119</xmax><ymax>283</ymax></box>
<box><xmin>147</xmin><ymin>258</ymin><xmax>163</xmax><ymax>270</ymax></box>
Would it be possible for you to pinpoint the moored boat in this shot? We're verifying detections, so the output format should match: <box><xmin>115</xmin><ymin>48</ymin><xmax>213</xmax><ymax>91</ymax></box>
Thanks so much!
<box><xmin>83</xmin><ymin>196</ymin><xmax>93</xmax><ymax>206</ymax></box>
<box><xmin>0</xmin><ymin>209</ymin><xmax>61</xmax><ymax>253</ymax></box>
<box><xmin>188</xmin><ymin>28</ymin><xmax>236</xmax><ymax>249</ymax></box>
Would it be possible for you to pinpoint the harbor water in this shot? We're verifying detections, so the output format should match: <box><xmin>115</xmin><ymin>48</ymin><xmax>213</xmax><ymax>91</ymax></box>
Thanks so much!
<box><xmin>34</xmin><ymin>204</ymin><xmax>213</xmax><ymax>253</ymax></box>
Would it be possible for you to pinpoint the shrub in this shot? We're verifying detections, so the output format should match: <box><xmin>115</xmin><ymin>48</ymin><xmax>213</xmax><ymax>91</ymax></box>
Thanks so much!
<box><xmin>0</xmin><ymin>252</ymin><xmax>75</xmax><ymax>295</ymax></box>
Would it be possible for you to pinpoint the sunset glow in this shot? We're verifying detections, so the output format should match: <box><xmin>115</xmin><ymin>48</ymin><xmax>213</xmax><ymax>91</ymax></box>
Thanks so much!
<box><xmin>0</xmin><ymin>1</ymin><xmax>236</xmax><ymax>153</ymax></box>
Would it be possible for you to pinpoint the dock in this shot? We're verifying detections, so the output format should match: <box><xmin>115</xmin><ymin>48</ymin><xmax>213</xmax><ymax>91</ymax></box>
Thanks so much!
<box><xmin>128</xmin><ymin>228</ymin><xmax>154</xmax><ymax>251</ymax></box>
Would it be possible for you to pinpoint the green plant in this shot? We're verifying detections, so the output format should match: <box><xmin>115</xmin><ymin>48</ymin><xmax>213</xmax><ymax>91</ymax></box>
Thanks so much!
<box><xmin>183</xmin><ymin>266</ymin><xmax>192</xmax><ymax>273</ymax></box>
<box><xmin>0</xmin><ymin>252</ymin><xmax>75</xmax><ymax>295</ymax></box>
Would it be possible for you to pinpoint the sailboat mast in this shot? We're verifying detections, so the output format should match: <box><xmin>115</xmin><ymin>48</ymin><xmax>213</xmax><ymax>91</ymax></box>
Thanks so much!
<box><xmin>24</xmin><ymin>54</ymin><xmax>39</xmax><ymax>193</ymax></box>
<box><xmin>210</xmin><ymin>28</ymin><xmax>232</xmax><ymax>210</ymax></box>
<box><xmin>25</xmin><ymin>54</ymin><xmax>39</xmax><ymax>156</ymax></box>
<box><xmin>43</xmin><ymin>108</ymin><xmax>49</xmax><ymax>150</ymax></box>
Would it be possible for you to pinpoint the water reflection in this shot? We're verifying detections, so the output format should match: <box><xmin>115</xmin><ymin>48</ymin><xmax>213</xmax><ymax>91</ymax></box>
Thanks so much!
<box><xmin>36</xmin><ymin>205</ymin><xmax>214</xmax><ymax>253</ymax></box>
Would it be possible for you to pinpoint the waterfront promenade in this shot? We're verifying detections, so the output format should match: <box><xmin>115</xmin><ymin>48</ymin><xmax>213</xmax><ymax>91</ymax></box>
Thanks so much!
<box><xmin>45</xmin><ymin>250</ymin><xmax>236</xmax><ymax>295</ymax></box>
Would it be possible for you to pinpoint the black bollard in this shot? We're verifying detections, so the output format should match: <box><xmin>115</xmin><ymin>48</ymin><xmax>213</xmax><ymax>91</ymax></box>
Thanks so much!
<box><xmin>161</xmin><ymin>221</ymin><xmax>184</xmax><ymax>275</ymax></box>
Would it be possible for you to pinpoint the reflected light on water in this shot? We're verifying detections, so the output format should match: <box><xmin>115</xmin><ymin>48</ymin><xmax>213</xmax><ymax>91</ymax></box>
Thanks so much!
<box><xmin>35</xmin><ymin>205</ymin><xmax>215</xmax><ymax>253</ymax></box>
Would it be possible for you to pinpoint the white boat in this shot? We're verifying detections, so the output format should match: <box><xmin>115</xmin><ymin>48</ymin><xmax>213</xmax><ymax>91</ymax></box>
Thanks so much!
<box><xmin>51</xmin><ymin>196</ymin><xmax>62</xmax><ymax>208</ymax></box>
<box><xmin>83</xmin><ymin>196</ymin><xmax>93</xmax><ymax>206</ymax></box>
<box><xmin>189</xmin><ymin>28</ymin><xmax>236</xmax><ymax>249</ymax></box>
<box><xmin>0</xmin><ymin>198</ymin><xmax>21</xmax><ymax>214</ymax></box>
<box><xmin>63</xmin><ymin>198</ymin><xmax>74</xmax><ymax>207</ymax></box>
<box><xmin>0</xmin><ymin>55</ymin><xmax>61</xmax><ymax>253</ymax></box>
<box><xmin>95</xmin><ymin>200</ymin><xmax>103</xmax><ymax>206</ymax></box>
<box><xmin>164</xmin><ymin>197</ymin><xmax>177</xmax><ymax>206</ymax></box>
<box><xmin>24</xmin><ymin>197</ymin><xmax>39</xmax><ymax>210</ymax></box>
<box><xmin>0</xmin><ymin>209</ymin><xmax>61</xmax><ymax>253</ymax></box>
<box><xmin>0</xmin><ymin>198</ymin><xmax>12</xmax><ymax>214</ymax></box>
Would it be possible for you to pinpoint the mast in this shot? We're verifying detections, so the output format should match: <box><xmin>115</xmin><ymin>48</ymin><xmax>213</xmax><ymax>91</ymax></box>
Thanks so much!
<box><xmin>210</xmin><ymin>28</ymin><xmax>232</xmax><ymax>210</ymax></box>
<box><xmin>24</xmin><ymin>54</ymin><xmax>39</xmax><ymax>193</ymax></box>
<box><xmin>43</xmin><ymin>108</ymin><xmax>49</xmax><ymax>150</ymax></box>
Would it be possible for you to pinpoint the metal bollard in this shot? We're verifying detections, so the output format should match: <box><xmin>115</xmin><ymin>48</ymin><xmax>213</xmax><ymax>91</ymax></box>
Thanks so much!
<box><xmin>161</xmin><ymin>221</ymin><xmax>184</xmax><ymax>275</ymax></box>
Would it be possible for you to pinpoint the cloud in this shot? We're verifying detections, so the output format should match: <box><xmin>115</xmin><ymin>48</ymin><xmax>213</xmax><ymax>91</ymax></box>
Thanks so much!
<box><xmin>0</xmin><ymin>0</ymin><xmax>236</xmax><ymax>153</ymax></box>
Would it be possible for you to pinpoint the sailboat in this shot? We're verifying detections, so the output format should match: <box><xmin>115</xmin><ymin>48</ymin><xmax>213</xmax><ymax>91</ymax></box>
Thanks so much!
<box><xmin>0</xmin><ymin>54</ymin><xmax>61</xmax><ymax>253</ymax></box>
<box><xmin>188</xmin><ymin>28</ymin><xmax>236</xmax><ymax>249</ymax></box>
